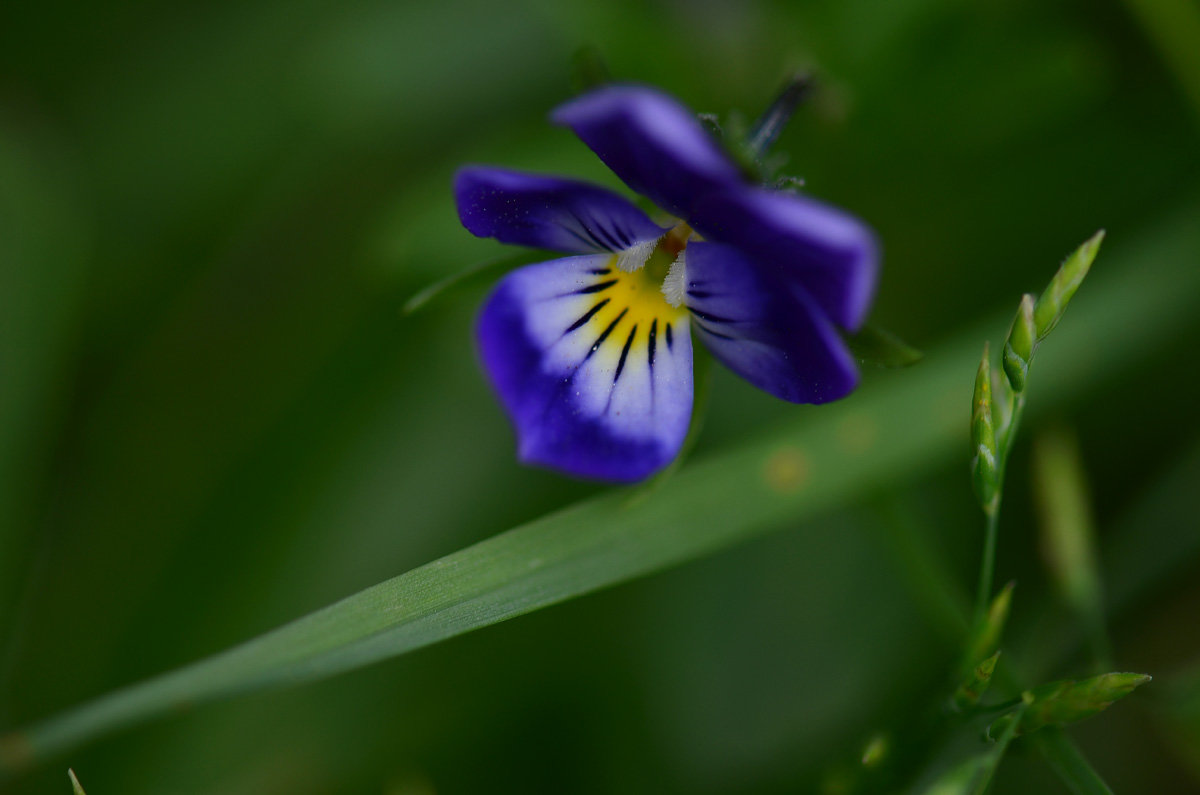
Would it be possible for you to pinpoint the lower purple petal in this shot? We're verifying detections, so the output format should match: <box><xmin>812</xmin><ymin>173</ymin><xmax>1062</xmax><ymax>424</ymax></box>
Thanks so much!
<box><xmin>690</xmin><ymin>186</ymin><xmax>879</xmax><ymax>331</ymax></box>
<box><xmin>685</xmin><ymin>241</ymin><xmax>858</xmax><ymax>404</ymax></box>
<box><xmin>476</xmin><ymin>254</ymin><xmax>693</xmax><ymax>482</ymax></box>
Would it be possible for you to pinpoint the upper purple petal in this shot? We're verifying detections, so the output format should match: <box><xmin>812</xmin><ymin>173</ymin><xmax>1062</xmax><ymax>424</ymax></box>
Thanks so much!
<box><xmin>690</xmin><ymin>186</ymin><xmax>879</xmax><ymax>330</ymax></box>
<box><xmin>476</xmin><ymin>253</ymin><xmax>693</xmax><ymax>482</ymax></box>
<box><xmin>551</xmin><ymin>85</ymin><xmax>743</xmax><ymax>220</ymax></box>
<box><xmin>455</xmin><ymin>167</ymin><xmax>667</xmax><ymax>254</ymax></box>
<box><xmin>684</xmin><ymin>241</ymin><xmax>858</xmax><ymax>404</ymax></box>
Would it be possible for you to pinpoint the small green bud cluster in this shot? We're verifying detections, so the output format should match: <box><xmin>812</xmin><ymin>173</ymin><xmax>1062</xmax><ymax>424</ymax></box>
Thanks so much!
<box><xmin>970</xmin><ymin>230</ymin><xmax>1104</xmax><ymax>515</ymax></box>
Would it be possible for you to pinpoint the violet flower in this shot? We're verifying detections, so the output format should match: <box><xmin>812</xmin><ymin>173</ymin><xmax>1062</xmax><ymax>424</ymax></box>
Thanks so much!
<box><xmin>455</xmin><ymin>85</ymin><xmax>879</xmax><ymax>482</ymax></box>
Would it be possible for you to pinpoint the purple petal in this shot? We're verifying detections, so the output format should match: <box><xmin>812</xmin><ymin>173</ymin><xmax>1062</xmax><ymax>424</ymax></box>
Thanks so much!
<box><xmin>684</xmin><ymin>241</ymin><xmax>858</xmax><ymax>404</ymax></box>
<box><xmin>551</xmin><ymin>85</ymin><xmax>743</xmax><ymax>220</ymax></box>
<box><xmin>476</xmin><ymin>253</ymin><xmax>693</xmax><ymax>482</ymax></box>
<box><xmin>455</xmin><ymin>167</ymin><xmax>666</xmax><ymax>254</ymax></box>
<box><xmin>690</xmin><ymin>186</ymin><xmax>879</xmax><ymax>330</ymax></box>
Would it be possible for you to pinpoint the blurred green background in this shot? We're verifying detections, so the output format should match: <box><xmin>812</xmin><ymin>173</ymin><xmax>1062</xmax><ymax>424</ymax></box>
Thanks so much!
<box><xmin>3</xmin><ymin>0</ymin><xmax>1200</xmax><ymax>791</ymax></box>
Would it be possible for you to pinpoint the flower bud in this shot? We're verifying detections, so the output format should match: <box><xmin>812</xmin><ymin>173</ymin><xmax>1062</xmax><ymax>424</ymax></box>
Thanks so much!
<box><xmin>990</xmin><ymin>672</ymin><xmax>1151</xmax><ymax>737</ymax></box>
<box><xmin>1003</xmin><ymin>294</ymin><xmax>1037</xmax><ymax>393</ymax></box>
<box><xmin>952</xmin><ymin>651</ymin><xmax>1001</xmax><ymax>712</ymax></box>
<box><xmin>1034</xmin><ymin>230</ymin><xmax>1104</xmax><ymax>339</ymax></box>
<box><xmin>971</xmin><ymin>344</ymin><xmax>999</xmax><ymax>514</ymax></box>
<box><xmin>963</xmin><ymin>581</ymin><xmax>1014</xmax><ymax>673</ymax></box>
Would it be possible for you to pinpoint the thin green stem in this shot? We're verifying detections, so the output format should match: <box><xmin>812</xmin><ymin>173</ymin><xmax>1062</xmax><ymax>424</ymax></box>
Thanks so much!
<box><xmin>958</xmin><ymin>334</ymin><xmax>1118</xmax><ymax>792</ymax></box>
<box><xmin>973</xmin><ymin>392</ymin><xmax>1025</xmax><ymax>622</ymax></box>
<box><xmin>974</xmin><ymin>508</ymin><xmax>1000</xmax><ymax>624</ymax></box>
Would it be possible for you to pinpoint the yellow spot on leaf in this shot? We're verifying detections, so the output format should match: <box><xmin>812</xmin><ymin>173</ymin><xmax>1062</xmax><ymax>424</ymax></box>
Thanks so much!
<box><xmin>765</xmin><ymin>447</ymin><xmax>809</xmax><ymax>493</ymax></box>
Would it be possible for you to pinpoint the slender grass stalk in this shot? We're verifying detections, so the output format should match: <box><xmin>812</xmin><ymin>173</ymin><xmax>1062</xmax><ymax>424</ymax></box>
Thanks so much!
<box><xmin>942</xmin><ymin>231</ymin><xmax>1141</xmax><ymax>794</ymax></box>
<box><xmin>970</xmin><ymin>232</ymin><xmax>1102</xmax><ymax>622</ymax></box>
<box><xmin>971</xmin><ymin>385</ymin><xmax>1025</xmax><ymax>625</ymax></box>
<box><xmin>974</xmin><ymin>509</ymin><xmax>1000</xmax><ymax>626</ymax></box>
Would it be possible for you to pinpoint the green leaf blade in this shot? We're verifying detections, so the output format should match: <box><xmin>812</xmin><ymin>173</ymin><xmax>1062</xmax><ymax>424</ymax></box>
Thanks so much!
<box><xmin>402</xmin><ymin>251</ymin><xmax>541</xmax><ymax>315</ymax></box>
<box><xmin>1028</xmin><ymin>728</ymin><xmax>1116</xmax><ymax>795</ymax></box>
<box><xmin>845</xmin><ymin>323</ymin><xmax>924</xmax><ymax>368</ymax></box>
<box><xmin>3</xmin><ymin>206</ymin><xmax>1199</xmax><ymax>780</ymax></box>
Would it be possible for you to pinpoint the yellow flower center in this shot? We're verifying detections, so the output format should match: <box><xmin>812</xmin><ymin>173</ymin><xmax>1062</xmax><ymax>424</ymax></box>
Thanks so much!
<box><xmin>565</xmin><ymin>224</ymin><xmax>692</xmax><ymax>371</ymax></box>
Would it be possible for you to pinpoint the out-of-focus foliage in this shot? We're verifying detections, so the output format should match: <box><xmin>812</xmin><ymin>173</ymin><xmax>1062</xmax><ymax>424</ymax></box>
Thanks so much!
<box><xmin>1</xmin><ymin>0</ymin><xmax>1198</xmax><ymax>792</ymax></box>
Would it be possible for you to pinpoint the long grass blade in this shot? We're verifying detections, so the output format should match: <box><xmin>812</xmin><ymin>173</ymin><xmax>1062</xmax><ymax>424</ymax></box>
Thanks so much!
<box><xmin>2</xmin><ymin>207</ymin><xmax>1199</xmax><ymax>779</ymax></box>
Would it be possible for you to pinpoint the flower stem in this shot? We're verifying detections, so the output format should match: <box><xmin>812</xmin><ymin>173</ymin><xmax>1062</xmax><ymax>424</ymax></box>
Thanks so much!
<box><xmin>975</xmin><ymin>507</ymin><xmax>1001</xmax><ymax>624</ymax></box>
<box><xmin>745</xmin><ymin>73</ymin><xmax>813</xmax><ymax>160</ymax></box>
<box><xmin>974</xmin><ymin>390</ymin><xmax>1025</xmax><ymax>623</ymax></box>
